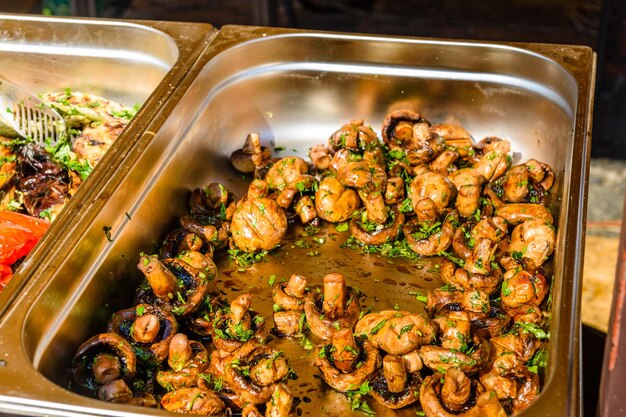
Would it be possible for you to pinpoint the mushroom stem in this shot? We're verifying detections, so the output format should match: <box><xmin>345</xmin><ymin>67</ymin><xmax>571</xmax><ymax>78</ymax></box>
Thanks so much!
<box><xmin>92</xmin><ymin>353</ymin><xmax>121</xmax><ymax>385</ymax></box>
<box><xmin>331</xmin><ymin>329</ymin><xmax>360</xmax><ymax>373</ymax></box>
<box><xmin>441</xmin><ymin>368</ymin><xmax>472</xmax><ymax>412</ymax></box>
<box><xmin>230</xmin><ymin>293</ymin><xmax>253</xmax><ymax>329</ymax></box>
<box><xmin>243</xmin><ymin>132</ymin><xmax>262</xmax><ymax>154</ymax></box>
<box><xmin>137</xmin><ymin>255</ymin><xmax>178</xmax><ymax>300</ymax></box>
<box><xmin>285</xmin><ymin>274</ymin><xmax>308</xmax><ymax>298</ymax></box>
<box><xmin>132</xmin><ymin>314</ymin><xmax>160</xmax><ymax>344</ymax></box>
<box><xmin>383</xmin><ymin>355</ymin><xmax>407</xmax><ymax>393</ymax></box>
<box><xmin>266</xmin><ymin>384</ymin><xmax>294</xmax><ymax>417</ymax></box>
<box><xmin>168</xmin><ymin>333</ymin><xmax>192</xmax><ymax>372</ymax></box>
<box><xmin>322</xmin><ymin>273</ymin><xmax>347</xmax><ymax>319</ymax></box>
<box><xmin>97</xmin><ymin>379</ymin><xmax>133</xmax><ymax>402</ymax></box>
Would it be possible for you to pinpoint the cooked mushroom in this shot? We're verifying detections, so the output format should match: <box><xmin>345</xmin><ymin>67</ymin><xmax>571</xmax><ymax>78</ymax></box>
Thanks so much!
<box><xmin>97</xmin><ymin>379</ymin><xmax>133</xmax><ymax>403</ymax></box>
<box><xmin>230</xmin><ymin>133</ymin><xmax>271</xmax><ymax>174</ymax></box>
<box><xmin>273</xmin><ymin>274</ymin><xmax>309</xmax><ymax>336</ymax></box>
<box><xmin>266</xmin><ymin>383</ymin><xmax>296</xmax><ymax>417</ymax></box>
<box><xmin>161</xmin><ymin>387</ymin><xmax>225</xmax><ymax>415</ymax></box>
<box><xmin>440</xmin><ymin>259</ymin><xmax>501</xmax><ymax>296</ymax></box>
<box><xmin>508</xmin><ymin>218</ymin><xmax>555</xmax><ymax>271</ymax></box>
<box><xmin>309</xmin><ymin>144</ymin><xmax>332</xmax><ymax>171</ymax></box>
<box><xmin>160</xmin><ymin>254</ymin><xmax>216</xmax><ymax>316</ymax></box>
<box><xmin>410</xmin><ymin>170</ymin><xmax>455</xmax><ymax>222</ymax></box>
<box><xmin>304</xmin><ymin>273</ymin><xmax>361</xmax><ymax>340</ymax></box>
<box><xmin>71</xmin><ymin>333</ymin><xmax>137</xmax><ymax>393</ymax></box>
<box><xmin>473</xmin><ymin>137</ymin><xmax>511</xmax><ymax>182</ymax></box>
<box><xmin>355</xmin><ymin>310</ymin><xmax>437</xmax><ymax>355</ymax></box>
<box><xmin>265</xmin><ymin>156</ymin><xmax>317</xmax><ymax>209</ymax></box>
<box><xmin>419</xmin><ymin>334</ymin><xmax>490</xmax><ymax>375</ymax></box>
<box><xmin>370</xmin><ymin>354</ymin><xmax>422</xmax><ymax>409</ymax></box>
<box><xmin>137</xmin><ymin>254</ymin><xmax>180</xmax><ymax>301</ymax></box>
<box><xmin>160</xmin><ymin>229</ymin><xmax>207</xmax><ymax>260</ymax></box>
<box><xmin>157</xmin><ymin>334</ymin><xmax>210</xmax><ymax>390</ymax></box>
<box><xmin>223</xmin><ymin>341</ymin><xmax>288</xmax><ymax>406</ymax></box>
<box><xmin>448</xmin><ymin>168</ymin><xmax>484</xmax><ymax>218</ymax></box>
<box><xmin>494</xmin><ymin>203</ymin><xmax>553</xmax><ymax>225</ymax></box>
<box><xmin>180</xmin><ymin>214</ymin><xmax>230</xmax><ymax>249</ymax></box>
<box><xmin>231</xmin><ymin>197</ymin><xmax>288</xmax><ymax>252</ymax></box>
<box><xmin>350</xmin><ymin>206</ymin><xmax>404</xmax><ymax>245</ymax></box>
<box><xmin>501</xmin><ymin>269</ymin><xmax>549</xmax><ymax>309</ymax></box>
<box><xmin>328</xmin><ymin>119</ymin><xmax>379</xmax><ymax>152</ymax></box>
<box><xmin>404</xmin><ymin>210</ymin><xmax>457</xmax><ymax>256</ymax></box>
<box><xmin>315</xmin><ymin>336</ymin><xmax>380</xmax><ymax>392</ymax></box>
<box><xmin>107</xmin><ymin>303</ymin><xmax>178</xmax><ymax>363</ymax></box>
<box><xmin>211</xmin><ymin>292</ymin><xmax>268</xmax><ymax>353</ymax></box>
<box><xmin>315</xmin><ymin>176</ymin><xmax>361</xmax><ymax>223</ymax></box>
<box><xmin>441</xmin><ymin>368</ymin><xmax>472</xmax><ymax>412</ymax></box>
<box><xmin>420</xmin><ymin>374</ymin><xmax>506</xmax><ymax>417</ymax></box>
<box><xmin>381</xmin><ymin>109</ymin><xmax>443</xmax><ymax>164</ymax></box>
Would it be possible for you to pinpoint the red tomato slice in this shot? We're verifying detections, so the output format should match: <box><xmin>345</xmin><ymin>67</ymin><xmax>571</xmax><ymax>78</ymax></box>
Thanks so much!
<box><xmin>0</xmin><ymin>264</ymin><xmax>12</xmax><ymax>290</ymax></box>
<box><xmin>0</xmin><ymin>211</ymin><xmax>50</xmax><ymax>266</ymax></box>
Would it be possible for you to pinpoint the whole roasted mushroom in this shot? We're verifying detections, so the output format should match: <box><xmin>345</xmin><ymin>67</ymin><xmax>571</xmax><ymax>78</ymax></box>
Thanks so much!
<box><xmin>381</xmin><ymin>109</ymin><xmax>443</xmax><ymax>164</ymax></box>
<box><xmin>404</xmin><ymin>211</ymin><xmax>457</xmax><ymax>256</ymax></box>
<box><xmin>137</xmin><ymin>252</ymin><xmax>216</xmax><ymax>317</ymax></box>
<box><xmin>230</xmin><ymin>133</ymin><xmax>271</xmax><ymax>174</ymax></box>
<box><xmin>315</xmin><ymin>330</ymin><xmax>380</xmax><ymax>392</ymax></box>
<box><xmin>355</xmin><ymin>310</ymin><xmax>437</xmax><ymax>355</ymax></box>
<box><xmin>272</xmin><ymin>274</ymin><xmax>309</xmax><ymax>336</ymax></box>
<box><xmin>71</xmin><ymin>333</ymin><xmax>137</xmax><ymax>394</ymax></box>
<box><xmin>223</xmin><ymin>341</ymin><xmax>290</xmax><ymax>406</ymax></box>
<box><xmin>420</xmin><ymin>373</ymin><xmax>506</xmax><ymax>417</ymax></box>
<box><xmin>304</xmin><ymin>273</ymin><xmax>361</xmax><ymax>340</ymax></box>
<box><xmin>350</xmin><ymin>206</ymin><xmax>404</xmax><ymax>245</ymax></box>
<box><xmin>231</xmin><ymin>197</ymin><xmax>288</xmax><ymax>252</ymax></box>
<box><xmin>107</xmin><ymin>303</ymin><xmax>178</xmax><ymax>363</ymax></box>
<box><xmin>156</xmin><ymin>333</ymin><xmax>210</xmax><ymax>390</ymax></box>
<box><xmin>211</xmin><ymin>292</ymin><xmax>268</xmax><ymax>353</ymax></box>
<box><xmin>370</xmin><ymin>354</ymin><xmax>422</xmax><ymax>409</ymax></box>
<box><xmin>161</xmin><ymin>387</ymin><xmax>225</xmax><ymax>415</ymax></box>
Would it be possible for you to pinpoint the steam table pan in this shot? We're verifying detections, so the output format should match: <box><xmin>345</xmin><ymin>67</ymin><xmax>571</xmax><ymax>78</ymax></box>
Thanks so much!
<box><xmin>0</xmin><ymin>26</ymin><xmax>594</xmax><ymax>417</ymax></box>
<box><xmin>0</xmin><ymin>14</ymin><xmax>217</xmax><ymax>314</ymax></box>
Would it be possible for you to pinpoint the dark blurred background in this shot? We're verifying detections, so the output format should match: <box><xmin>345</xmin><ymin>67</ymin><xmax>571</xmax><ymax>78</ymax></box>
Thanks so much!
<box><xmin>2</xmin><ymin>0</ymin><xmax>626</xmax><ymax>158</ymax></box>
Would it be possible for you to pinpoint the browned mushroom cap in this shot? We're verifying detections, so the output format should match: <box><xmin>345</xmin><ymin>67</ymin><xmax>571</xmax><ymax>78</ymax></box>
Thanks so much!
<box><xmin>315</xmin><ymin>337</ymin><xmax>380</xmax><ymax>392</ymax></box>
<box><xmin>350</xmin><ymin>206</ymin><xmax>404</xmax><ymax>246</ymax></box>
<box><xmin>433</xmin><ymin>310</ymin><xmax>471</xmax><ymax>351</ymax></box>
<box><xmin>440</xmin><ymin>259</ymin><xmax>502</xmax><ymax>296</ymax></box>
<box><xmin>501</xmin><ymin>269</ymin><xmax>549</xmax><ymax>309</ymax></box>
<box><xmin>107</xmin><ymin>303</ymin><xmax>178</xmax><ymax>363</ymax></box>
<box><xmin>273</xmin><ymin>311</ymin><xmax>306</xmax><ymax>337</ymax></box>
<box><xmin>231</xmin><ymin>197</ymin><xmax>288</xmax><ymax>252</ymax></box>
<box><xmin>463</xmin><ymin>237</ymin><xmax>498</xmax><ymax>275</ymax></box>
<box><xmin>295</xmin><ymin>195</ymin><xmax>317</xmax><ymax>223</ymax></box>
<box><xmin>410</xmin><ymin>171</ymin><xmax>454</xmax><ymax>220</ymax></box>
<box><xmin>304</xmin><ymin>273</ymin><xmax>361</xmax><ymax>340</ymax></box>
<box><xmin>230</xmin><ymin>133</ymin><xmax>271</xmax><ymax>174</ymax></box>
<box><xmin>473</xmin><ymin>137</ymin><xmax>510</xmax><ymax>182</ymax></box>
<box><xmin>190</xmin><ymin>183</ymin><xmax>236</xmax><ymax>216</ymax></box>
<box><xmin>419</xmin><ymin>335</ymin><xmax>491</xmax><ymax>376</ymax></box>
<box><xmin>97</xmin><ymin>379</ymin><xmax>133</xmax><ymax>403</ymax></box>
<box><xmin>160</xmin><ymin>228</ymin><xmax>207</xmax><ymax>260</ymax></box>
<box><xmin>223</xmin><ymin>341</ymin><xmax>286</xmax><ymax>406</ymax></box>
<box><xmin>180</xmin><ymin>215</ymin><xmax>230</xmax><ymax>249</ymax></box>
<box><xmin>431</xmin><ymin>124</ymin><xmax>473</xmax><ymax>155</ymax></box>
<box><xmin>161</xmin><ymin>254</ymin><xmax>216</xmax><ymax>317</ymax></box>
<box><xmin>355</xmin><ymin>311</ymin><xmax>437</xmax><ymax>355</ymax></box>
<box><xmin>381</xmin><ymin>109</ymin><xmax>429</xmax><ymax>149</ymax></box>
<box><xmin>495</xmin><ymin>203</ymin><xmax>553</xmax><ymax>225</ymax></box>
<box><xmin>420</xmin><ymin>374</ymin><xmax>506</xmax><ymax>417</ymax></box>
<box><xmin>315</xmin><ymin>176</ymin><xmax>361</xmax><ymax>223</ymax></box>
<box><xmin>502</xmin><ymin>164</ymin><xmax>530</xmax><ymax>203</ymax></box>
<box><xmin>404</xmin><ymin>211</ymin><xmax>457</xmax><ymax>257</ymax></box>
<box><xmin>425</xmin><ymin>287</ymin><xmax>465</xmax><ymax>317</ymax></box>
<box><xmin>329</xmin><ymin>119</ymin><xmax>379</xmax><ymax>152</ymax></box>
<box><xmin>72</xmin><ymin>333</ymin><xmax>137</xmax><ymax>392</ymax></box>
<box><xmin>157</xmin><ymin>337</ymin><xmax>209</xmax><ymax>390</ymax></box>
<box><xmin>309</xmin><ymin>144</ymin><xmax>332</xmax><ymax>171</ymax></box>
<box><xmin>161</xmin><ymin>387</ymin><xmax>225</xmax><ymax>415</ymax></box>
<box><xmin>508</xmin><ymin>218</ymin><xmax>555</xmax><ymax>271</ymax></box>
<box><xmin>369</xmin><ymin>354</ymin><xmax>422</xmax><ymax>409</ymax></box>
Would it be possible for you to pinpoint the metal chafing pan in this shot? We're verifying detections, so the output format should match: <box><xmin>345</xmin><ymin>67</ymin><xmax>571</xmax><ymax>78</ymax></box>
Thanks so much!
<box><xmin>0</xmin><ymin>25</ymin><xmax>594</xmax><ymax>417</ymax></box>
<box><xmin>0</xmin><ymin>14</ymin><xmax>217</xmax><ymax>314</ymax></box>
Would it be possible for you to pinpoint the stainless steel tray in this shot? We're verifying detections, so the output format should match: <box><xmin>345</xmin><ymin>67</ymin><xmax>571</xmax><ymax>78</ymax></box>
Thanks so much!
<box><xmin>0</xmin><ymin>14</ymin><xmax>217</xmax><ymax>314</ymax></box>
<box><xmin>0</xmin><ymin>25</ymin><xmax>594</xmax><ymax>417</ymax></box>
